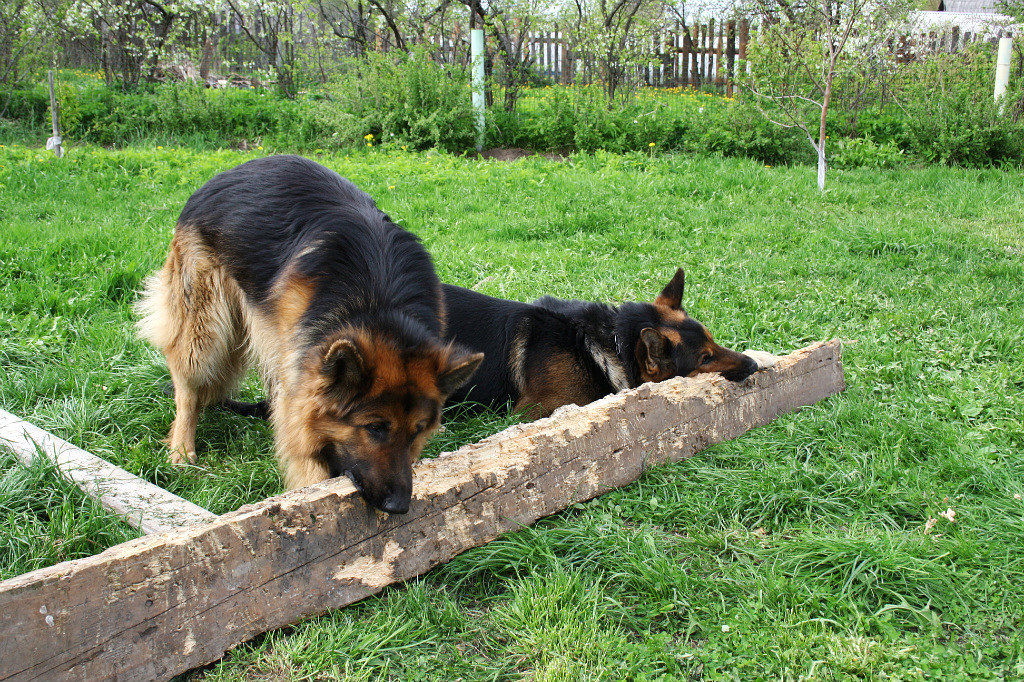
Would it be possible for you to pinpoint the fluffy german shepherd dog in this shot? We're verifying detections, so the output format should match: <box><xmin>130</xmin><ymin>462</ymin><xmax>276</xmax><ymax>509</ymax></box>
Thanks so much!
<box><xmin>443</xmin><ymin>269</ymin><xmax>762</xmax><ymax>416</ymax></box>
<box><xmin>137</xmin><ymin>155</ymin><xmax>483</xmax><ymax>513</ymax></box>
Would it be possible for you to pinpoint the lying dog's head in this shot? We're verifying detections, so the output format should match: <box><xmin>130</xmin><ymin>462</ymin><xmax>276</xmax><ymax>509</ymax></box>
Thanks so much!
<box><xmin>632</xmin><ymin>268</ymin><xmax>757</xmax><ymax>383</ymax></box>
<box><xmin>296</xmin><ymin>329</ymin><xmax>482</xmax><ymax>514</ymax></box>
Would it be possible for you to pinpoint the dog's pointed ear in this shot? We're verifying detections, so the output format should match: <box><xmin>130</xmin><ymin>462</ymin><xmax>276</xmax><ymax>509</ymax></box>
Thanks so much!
<box><xmin>438</xmin><ymin>351</ymin><xmax>485</xmax><ymax>396</ymax></box>
<box><xmin>637</xmin><ymin>328</ymin><xmax>671</xmax><ymax>376</ymax></box>
<box><xmin>654</xmin><ymin>268</ymin><xmax>685</xmax><ymax>310</ymax></box>
<box><xmin>322</xmin><ymin>338</ymin><xmax>367</xmax><ymax>391</ymax></box>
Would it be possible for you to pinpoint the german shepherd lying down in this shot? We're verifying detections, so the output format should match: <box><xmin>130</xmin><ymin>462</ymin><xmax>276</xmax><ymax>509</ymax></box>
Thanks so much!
<box><xmin>137</xmin><ymin>155</ymin><xmax>482</xmax><ymax>513</ymax></box>
<box><xmin>445</xmin><ymin>269</ymin><xmax>763</xmax><ymax>416</ymax></box>
<box><xmin>225</xmin><ymin>269</ymin><xmax>771</xmax><ymax>422</ymax></box>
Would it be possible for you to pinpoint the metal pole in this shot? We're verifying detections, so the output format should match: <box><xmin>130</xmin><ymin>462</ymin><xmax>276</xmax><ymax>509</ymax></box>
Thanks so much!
<box><xmin>471</xmin><ymin>28</ymin><xmax>485</xmax><ymax>153</ymax></box>
<box><xmin>995</xmin><ymin>36</ymin><xmax>1013</xmax><ymax>112</ymax></box>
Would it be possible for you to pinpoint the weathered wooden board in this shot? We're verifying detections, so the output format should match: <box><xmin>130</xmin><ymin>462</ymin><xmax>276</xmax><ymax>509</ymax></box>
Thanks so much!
<box><xmin>0</xmin><ymin>341</ymin><xmax>844</xmax><ymax>682</ymax></box>
<box><xmin>0</xmin><ymin>409</ymin><xmax>216</xmax><ymax>534</ymax></box>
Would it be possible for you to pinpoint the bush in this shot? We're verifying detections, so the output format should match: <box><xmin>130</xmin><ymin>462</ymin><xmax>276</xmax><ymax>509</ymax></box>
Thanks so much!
<box><xmin>488</xmin><ymin>86</ymin><xmax>810</xmax><ymax>164</ymax></box>
<box><xmin>314</xmin><ymin>49</ymin><xmax>477</xmax><ymax>152</ymax></box>
<box><xmin>829</xmin><ymin>137</ymin><xmax>905</xmax><ymax>169</ymax></box>
<box><xmin>893</xmin><ymin>46</ymin><xmax>1024</xmax><ymax>165</ymax></box>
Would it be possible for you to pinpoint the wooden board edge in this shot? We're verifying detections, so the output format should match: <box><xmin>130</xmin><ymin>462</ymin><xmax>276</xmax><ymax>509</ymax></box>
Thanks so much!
<box><xmin>0</xmin><ymin>409</ymin><xmax>217</xmax><ymax>534</ymax></box>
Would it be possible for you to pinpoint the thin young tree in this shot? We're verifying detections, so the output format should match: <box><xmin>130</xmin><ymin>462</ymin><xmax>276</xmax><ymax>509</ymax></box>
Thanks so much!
<box><xmin>741</xmin><ymin>0</ymin><xmax>909</xmax><ymax>190</ymax></box>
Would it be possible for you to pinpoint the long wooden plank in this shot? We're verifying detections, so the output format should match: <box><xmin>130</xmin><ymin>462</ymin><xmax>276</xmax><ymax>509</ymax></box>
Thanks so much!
<box><xmin>0</xmin><ymin>341</ymin><xmax>844</xmax><ymax>682</ymax></box>
<box><xmin>0</xmin><ymin>409</ymin><xmax>216</xmax><ymax>534</ymax></box>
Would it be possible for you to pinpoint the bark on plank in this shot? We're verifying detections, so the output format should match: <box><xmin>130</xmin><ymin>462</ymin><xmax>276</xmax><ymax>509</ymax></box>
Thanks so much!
<box><xmin>0</xmin><ymin>340</ymin><xmax>844</xmax><ymax>682</ymax></box>
<box><xmin>0</xmin><ymin>408</ymin><xmax>216</xmax><ymax>534</ymax></box>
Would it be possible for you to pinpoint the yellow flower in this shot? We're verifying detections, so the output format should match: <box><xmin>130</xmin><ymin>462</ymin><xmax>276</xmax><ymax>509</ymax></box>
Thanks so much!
<box><xmin>388</xmin><ymin>185</ymin><xmax>395</xmax><ymax>190</ymax></box>
<box><xmin>648</xmin><ymin>142</ymin><xmax>655</xmax><ymax>147</ymax></box>
<box><xmin>157</xmin><ymin>146</ymin><xmax>163</xmax><ymax>150</ymax></box>
<box><xmin>364</xmin><ymin>133</ymin><xmax>374</xmax><ymax>141</ymax></box>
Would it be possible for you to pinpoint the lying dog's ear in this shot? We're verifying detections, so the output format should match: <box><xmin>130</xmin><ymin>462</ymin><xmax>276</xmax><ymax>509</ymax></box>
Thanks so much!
<box><xmin>438</xmin><ymin>351</ymin><xmax>485</xmax><ymax>396</ymax></box>
<box><xmin>654</xmin><ymin>268</ymin><xmax>686</xmax><ymax>310</ymax></box>
<box><xmin>322</xmin><ymin>338</ymin><xmax>367</xmax><ymax>391</ymax></box>
<box><xmin>637</xmin><ymin>328</ymin><xmax>672</xmax><ymax>377</ymax></box>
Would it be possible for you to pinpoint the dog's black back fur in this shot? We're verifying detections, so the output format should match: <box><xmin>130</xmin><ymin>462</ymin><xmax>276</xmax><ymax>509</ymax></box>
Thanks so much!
<box><xmin>443</xmin><ymin>285</ymin><xmax>621</xmax><ymax>407</ymax></box>
<box><xmin>179</xmin><ymin>155</ymin><xmax>443</xmax><ymax>344</ymax></box>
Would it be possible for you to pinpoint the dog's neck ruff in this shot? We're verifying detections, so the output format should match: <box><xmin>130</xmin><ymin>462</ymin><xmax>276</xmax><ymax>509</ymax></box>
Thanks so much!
<box><xmin>586</xmin><ymin>330</ymin><xmax>631</xmax><ymax>394</ymax></box>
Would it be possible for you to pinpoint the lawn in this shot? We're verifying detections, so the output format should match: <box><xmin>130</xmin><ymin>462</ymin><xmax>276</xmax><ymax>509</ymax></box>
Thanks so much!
<box><xmin>1</xmin><ymin>142</ymin><xmax>1023</xmax><ymax>679</ymax></box>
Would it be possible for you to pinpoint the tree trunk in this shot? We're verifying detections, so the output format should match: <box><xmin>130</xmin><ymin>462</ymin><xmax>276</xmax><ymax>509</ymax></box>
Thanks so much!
<box><xmin>817</xmin><ymin>58</ymin><xmax>834</xmax><ymax>192</ymax></box>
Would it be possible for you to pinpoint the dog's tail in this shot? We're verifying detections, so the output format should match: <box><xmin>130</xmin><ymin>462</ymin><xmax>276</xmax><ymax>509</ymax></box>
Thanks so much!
<box><xmin>220</xmin><ymin>398</ymin><xmax>271</xmax><ymax>420</ymax></box>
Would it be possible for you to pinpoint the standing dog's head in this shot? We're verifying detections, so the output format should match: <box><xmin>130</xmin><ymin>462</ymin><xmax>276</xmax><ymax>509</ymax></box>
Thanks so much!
<box><xmin>293</xmin><ymin>329</ymin><xmax>483</xmax><ymax>514</ymax></box>
<box><xmin>632</xmin><ymin>268</ymin><xmax>757</xmax><ymax>383</ymax></box>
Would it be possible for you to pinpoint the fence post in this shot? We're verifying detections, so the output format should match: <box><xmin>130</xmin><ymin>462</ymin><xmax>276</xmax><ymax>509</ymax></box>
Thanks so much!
<box><xmin>726</xmin><ymin>19</ymin><xmax>736</xmax><ymax>95</ymax></box>
<box><xmin>739</xmin><ymin>18</ymin><xmax>749</xmax><ymax>79</ymax></box>
<box><xmin>46</xmin><ymin>70</ymin><xmax>63</xmax><ymax>159</ymax></box>
<box><xmin>682</xmin><ymin>25</ymin><xmax>692</xmax><ymax>87</ymax></box>
<box><xmin>995</xmin><ymin>36</ymin><xmax>1013</xmax><ymax>111</ymax></box>
<box><xmin>471</xmin><ymin>29</ymin><xmax>485</xmax><ymax>152</ymax></box>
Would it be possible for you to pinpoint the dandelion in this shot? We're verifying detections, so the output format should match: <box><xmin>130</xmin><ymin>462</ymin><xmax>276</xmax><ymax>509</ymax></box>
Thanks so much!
<box><xmin>364</xmin><ymin>133</ymin><xmax>374</xmax><ymax>141</ymax></box>
<box><xmin>648</xmin><ymin>142</ymin><xmax>655</xmax><ymax>148</ymax></box>
<box><xmin>157</xmin><ymin>146</ymin><xmax>163</xmax><ymax>150</ymax></box>
<box><xmin>388</xmin><ymin>185</ymin><xmax>395</xmax><ymax>190</ymax></box>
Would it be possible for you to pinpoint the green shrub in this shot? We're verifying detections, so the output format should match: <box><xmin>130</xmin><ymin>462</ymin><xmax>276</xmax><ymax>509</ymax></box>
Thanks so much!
<box><xmin>315</xmin><ymin>49</ymin><xmax>477</xmax><ymax>152</ymax></box>
<box><xmin>488</xmin><ymin>86</ymin><xmax>810</xmax><ymax>165</ymax></box>
<box><xmin>893</xmin><ymin>46</ymin><xmax>1024</xmax><ymax>165</ymax></box>
<box><xmin>830</xmin><ymin>137</ymin><xmax>905</xmax><ymax>169</ymax></box>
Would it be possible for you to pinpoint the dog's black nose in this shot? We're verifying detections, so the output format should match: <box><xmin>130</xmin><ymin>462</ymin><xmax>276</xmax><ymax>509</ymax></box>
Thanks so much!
<box><xmin>723</xmin><ymin>355</ymin><xmax>759</xmax><ymax>382</ymax></box>
<box><xmin>379</xmin><ymin>493</ymin><xmax>410</xmax><ymax>515</ymax></box>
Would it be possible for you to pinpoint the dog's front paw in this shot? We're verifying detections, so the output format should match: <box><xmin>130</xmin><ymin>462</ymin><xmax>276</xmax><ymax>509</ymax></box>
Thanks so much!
<box><xmin>744</xmin><ymin>350</ymin><xmax>779</xmax><ymax>370</ymax></box>
<box><xmin>168</xmin><ymin>447</ymin><xmax>197</xmax><ymax>465</ymax></box>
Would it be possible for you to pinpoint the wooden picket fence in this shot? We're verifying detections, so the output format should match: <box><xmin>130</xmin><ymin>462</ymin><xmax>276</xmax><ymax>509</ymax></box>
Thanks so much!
<box><xmin>422</xmin><ymin>15</ymin><xmax>1018</xmax><ymax>95</ymax></box>
<box><xmin>427</xmin><ymin>19</ymin><xmax>752</xmax><ymax>94</ymax></box>
<box><xmin>895</xmin><ymin>23</ymin><xmax>1019</xmax><ymax>62</ymax></box>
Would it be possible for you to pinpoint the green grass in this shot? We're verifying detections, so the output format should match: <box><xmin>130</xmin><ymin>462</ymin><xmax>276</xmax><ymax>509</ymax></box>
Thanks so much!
<box><xmin>2</xmin><ymin>142</ymin><xmax>1024</xmax><ymax>678</ymax></box>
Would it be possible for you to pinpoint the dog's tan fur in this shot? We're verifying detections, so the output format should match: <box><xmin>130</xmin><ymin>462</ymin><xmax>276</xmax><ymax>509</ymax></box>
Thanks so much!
<box><xmin>137</xmin><ymin>228</ymin><xmax>252</xmax><ymax>464</ymax></box>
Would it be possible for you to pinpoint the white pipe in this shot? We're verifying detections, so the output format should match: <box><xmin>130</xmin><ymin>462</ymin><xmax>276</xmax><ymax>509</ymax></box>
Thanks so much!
<box><xmin>995</xmin><ymin>36</ymin><xmax>1012</xmax><ymax>112</ymax></box>
<box><xmin>471</xmin><ymin>29</ymin><xmax>485</xmax><ymax>152</ymax></box>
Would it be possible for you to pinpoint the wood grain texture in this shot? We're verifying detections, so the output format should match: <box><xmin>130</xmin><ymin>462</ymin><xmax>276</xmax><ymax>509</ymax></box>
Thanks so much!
<box><xmin>0</xmin><ymin>409</ymin><xmax>216</xmax><ymax>534</ymax></box>
<box><xmin>0</xmin><ymin>341</ymin><xmax>844</xmax><ymax>682</ymax></box>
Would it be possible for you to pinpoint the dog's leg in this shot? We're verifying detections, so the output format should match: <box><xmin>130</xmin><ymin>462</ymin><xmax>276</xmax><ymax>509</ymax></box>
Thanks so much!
<box><xmin>167</xmin><ymin>378</ymin><xmax>201</xmax><ymax>464</ymax></box>
<box><xmin>272</xmin><ymin>394</ymin><xmax>330</xmax><ymax>489</ymax></box>
<box><xmin>139</xmin><ymin>231</ymin><xmax>248</xmax><ymax>465</ymax></box>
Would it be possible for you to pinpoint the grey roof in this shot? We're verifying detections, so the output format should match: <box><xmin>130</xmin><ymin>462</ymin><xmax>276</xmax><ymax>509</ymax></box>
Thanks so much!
<box><xmin>942</xmin><ymin>0</ymin><xmax>999</xmax><ymax>13</ymax></box>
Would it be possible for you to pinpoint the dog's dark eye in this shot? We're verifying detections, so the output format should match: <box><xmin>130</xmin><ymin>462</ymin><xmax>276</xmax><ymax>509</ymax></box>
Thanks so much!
<box><xmin>413</xmin><ymin>420</ymin><xmax>430</xmax><ymax>435</ymax></box>
<box><xmin>365</xmin><ymin>422</ymin><xmax>390</xmax><ymax>441</ymax></box>
<box><xmin>699</xmin><ymin>353</ymin><xmax>713</xmax><ymax>366</ymax></box>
